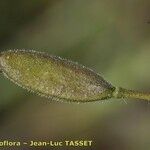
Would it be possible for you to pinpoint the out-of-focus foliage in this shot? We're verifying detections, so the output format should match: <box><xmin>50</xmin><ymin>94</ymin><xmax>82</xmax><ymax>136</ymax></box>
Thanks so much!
<box><xmin>0</xmin><ymin>0</ymin><xmax>52</xmax><ymax>45</ymax></box>
<box><xmin>0</xmin><ymin>0</ymin><xmax>150</xmax><ymax>149</ymax></box>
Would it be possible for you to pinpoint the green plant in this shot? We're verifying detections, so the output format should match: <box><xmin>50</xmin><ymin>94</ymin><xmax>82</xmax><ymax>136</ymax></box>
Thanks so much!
<box><xmin>0</xmin><ymin>50</ymin><xmax>149</xmax><ymax>102</ymax></box>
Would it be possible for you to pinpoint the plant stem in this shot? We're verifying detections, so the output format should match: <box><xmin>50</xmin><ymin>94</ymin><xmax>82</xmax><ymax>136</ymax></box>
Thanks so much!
<box><xmin>113</xmin><ymin>87</ymin><xmax>150</xmax><ymax>101</ymax></box>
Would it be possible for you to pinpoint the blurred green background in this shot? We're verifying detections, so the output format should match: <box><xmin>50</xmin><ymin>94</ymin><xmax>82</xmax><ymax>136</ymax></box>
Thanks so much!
<box><xmin>0</xmin><ymin>0</ymin><xmax>150</xmax><ymax>149</ymax></box>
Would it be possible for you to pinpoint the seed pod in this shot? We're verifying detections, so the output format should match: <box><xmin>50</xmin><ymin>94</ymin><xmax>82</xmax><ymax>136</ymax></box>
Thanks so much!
<box><xmin>0</xmin><ymin>50</ymin><xmax>115</xmax><ymax>102</ymax></box>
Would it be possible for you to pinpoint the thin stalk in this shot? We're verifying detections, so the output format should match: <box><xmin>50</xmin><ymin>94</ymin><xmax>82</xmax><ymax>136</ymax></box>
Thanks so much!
<box><xmin>113</xmin><ymin>87</ymin><xmax>150</xmax><ymax>101</ymax></box>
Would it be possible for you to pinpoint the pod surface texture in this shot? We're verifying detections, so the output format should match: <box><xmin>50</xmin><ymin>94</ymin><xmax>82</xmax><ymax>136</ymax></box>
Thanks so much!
<box><xmin>0</xmin><ymin>50</ymin><xmax>114</xmax><ymax>102</ymax></box>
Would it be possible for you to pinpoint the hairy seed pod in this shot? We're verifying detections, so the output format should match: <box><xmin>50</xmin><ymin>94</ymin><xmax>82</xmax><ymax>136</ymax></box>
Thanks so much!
<box><xmin>0</xmin><ymin>50</ymin><xmax>115</xmax><ymax>102</ymax></box>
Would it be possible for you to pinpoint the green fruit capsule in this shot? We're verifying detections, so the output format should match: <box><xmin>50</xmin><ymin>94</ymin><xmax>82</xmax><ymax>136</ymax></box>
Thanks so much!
<box><xmin>0</xmin><ymin>50</ymin><xmax>115</xmax><ymax>102</ymax></box>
